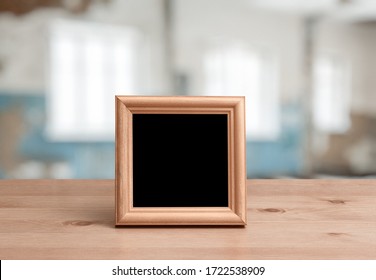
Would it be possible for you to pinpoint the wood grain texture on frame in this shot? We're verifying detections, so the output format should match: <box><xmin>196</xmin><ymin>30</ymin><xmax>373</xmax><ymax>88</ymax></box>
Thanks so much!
<box><xmin>115</xmin><ymin>96</ymin><xmax>246</xmax><ymax>226</ymax></box>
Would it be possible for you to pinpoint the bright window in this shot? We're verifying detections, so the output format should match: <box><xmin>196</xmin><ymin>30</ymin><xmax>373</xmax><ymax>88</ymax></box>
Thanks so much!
<box><xmin>47</xmin><ymin>20</ymin><xmax>145</xmax><ymax>141</ymax></box>
<box><xmin>313</xmin><ymin>55</ymin><xmax>351</xmax><ymax>133</ymax></box>
<box><xmin>204</xmin><ymin>43</ymin><xmax>280</xmax><ymax>140</ymax></box>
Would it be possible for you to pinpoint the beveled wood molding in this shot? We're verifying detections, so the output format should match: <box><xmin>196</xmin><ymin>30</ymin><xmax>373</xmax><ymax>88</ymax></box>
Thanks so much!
<box><xmin>115</xmin><ymin>96</ymin><xmax>247</xmax><ymax>226</ymax></box>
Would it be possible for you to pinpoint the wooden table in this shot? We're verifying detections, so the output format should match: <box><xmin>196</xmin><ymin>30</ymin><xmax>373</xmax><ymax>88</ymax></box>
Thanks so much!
<box><xmin>0</xmin><ymin>179</ymin><xmax>375</xmax><ymax>259</ymax></box>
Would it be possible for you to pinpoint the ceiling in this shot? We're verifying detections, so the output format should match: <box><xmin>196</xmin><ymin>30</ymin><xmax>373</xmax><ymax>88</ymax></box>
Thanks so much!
<box><xmin>0</xmin><ymin>0</ymin><xmax>96</xmax><ymax>15</ymax></box>
<box><xmin>248</xmin><ymin>0</ymin><xmax>376</xmax><ymax>22</ymax></box>
<box><xmin>2</xmin><ymin>0</ymin><xmax>376</xmax><ymax>22</ymax></box>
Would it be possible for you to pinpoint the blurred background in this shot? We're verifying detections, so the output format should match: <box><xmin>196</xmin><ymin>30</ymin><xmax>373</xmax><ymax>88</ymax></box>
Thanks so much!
<box><xmin>0</xmin><ymin>0</ymin><xmax>375</xmax><ymax>179</ymax></box>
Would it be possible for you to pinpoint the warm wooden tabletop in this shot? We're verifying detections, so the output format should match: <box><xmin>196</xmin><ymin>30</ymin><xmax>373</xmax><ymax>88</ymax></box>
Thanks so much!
<box><xmin>0</xmin><ymin>179</ymin><xmax>375</xmax><ymax>260</ymax></box>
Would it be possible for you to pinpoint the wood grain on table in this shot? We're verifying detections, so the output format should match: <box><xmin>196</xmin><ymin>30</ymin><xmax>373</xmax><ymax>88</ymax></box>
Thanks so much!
<box><xmin>0</xmin><ymin>179</ymin><xmax>375</xmax><ymax>259</ymax></box>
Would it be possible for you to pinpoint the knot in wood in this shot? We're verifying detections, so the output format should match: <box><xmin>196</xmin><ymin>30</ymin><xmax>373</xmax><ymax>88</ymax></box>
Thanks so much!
<box><xmin>64</xmin><ymin>220</ymin><xmax>92</xmax><ymax>226</ymax></box>
<box><xmin>328</xmin><ymin>199</ymin><xmax>346</xmax><ymax>204</ymax></box>
<box><xmin>258</xmin><ymin>208</ymin><xmax>286</xmax><ymax>213</ymax></box>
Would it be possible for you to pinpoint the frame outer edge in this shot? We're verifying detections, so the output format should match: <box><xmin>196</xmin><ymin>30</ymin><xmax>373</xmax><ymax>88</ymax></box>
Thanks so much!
<box><xmin>118</xmin><ymin>95</ymin><xmax>241</xmax><ymax>108</ymax></box>
<box><xmin>235</xmin><ymin>97</ymin><xmax>247</xmax><ymax>224</ymax></box>
<box><xmin>115</xmin><ymin>96</ymin><xmax>126</xmax><ymax>224</ymax></box>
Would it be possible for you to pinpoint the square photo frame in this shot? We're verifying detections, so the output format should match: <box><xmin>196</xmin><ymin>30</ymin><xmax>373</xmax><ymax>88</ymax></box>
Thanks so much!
<box><xmin>115</xmin><ymin>96</ymin><xmax>246</xmax><ymax>225</ymax></box>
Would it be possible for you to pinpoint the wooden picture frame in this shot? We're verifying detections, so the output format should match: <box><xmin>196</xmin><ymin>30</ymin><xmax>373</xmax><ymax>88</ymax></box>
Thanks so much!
<box><xmin>115</xmin><ymin>96</ymin><xmax>246</xmax><ymax>226</ymax></box>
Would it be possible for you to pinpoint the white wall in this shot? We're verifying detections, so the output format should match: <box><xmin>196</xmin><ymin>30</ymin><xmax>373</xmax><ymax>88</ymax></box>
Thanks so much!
<box><xmin>173</xmin><ymin>0</ymin><xmax>305</xmax><ymax>102</ymax></box>
<box><xmin>315</xmin><ymin>20</ymin><xmax>376</xmax><ymax>117</ymax></box>
<box><xmin>0</xmin><ymin>10</ymin><xmax>58</xmax><ymax>93</ymax></box>
<box><xmin>0</xmin><ymin>0</ymin><xmax>168</xmax><ymax>94</ymax></box>
<box><xmin>314</xmin><ymin>19</ymin><xmax>376</xmax><ymax>174</ymax></box>
<box><xmin>1</xmin><ymin>0</ymin><xmax>375</xmax><ymax>116</ymax></box>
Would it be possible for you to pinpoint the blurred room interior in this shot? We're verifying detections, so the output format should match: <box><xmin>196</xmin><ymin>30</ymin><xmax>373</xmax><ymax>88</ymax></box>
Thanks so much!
<box><xmin>0</xmin><ymin>0</ymin><xmax>375</xmax><ymax>179</ymax></box>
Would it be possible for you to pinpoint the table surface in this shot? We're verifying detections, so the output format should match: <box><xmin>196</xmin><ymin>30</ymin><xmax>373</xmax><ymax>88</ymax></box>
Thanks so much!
<box><xmin>0</xmin><ymin>179</ymin><xmax>375</xmax><ymax>260</ymax></box>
